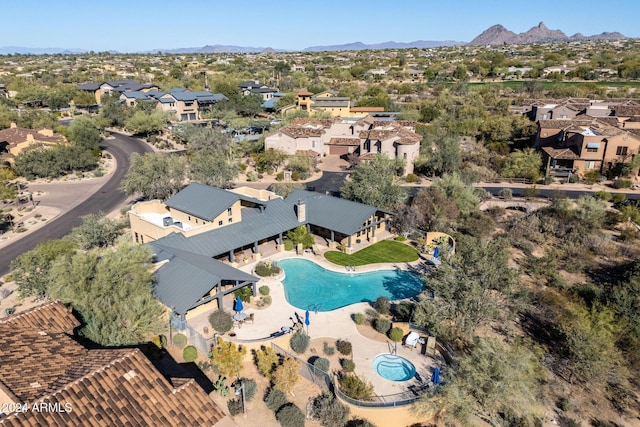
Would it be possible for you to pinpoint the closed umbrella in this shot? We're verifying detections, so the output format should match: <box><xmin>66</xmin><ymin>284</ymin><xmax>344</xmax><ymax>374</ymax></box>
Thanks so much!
<box><xmin>433</xmin><ymin>246</ymin><xmax>440</xmax><ymax>259</ymax></box>
<box><xmin>235</xmin><ymin>296</ymin><xmax>244</xmax><ymax>312</ymax></box>
<box><xmin>431</xmin><ymin>367</ymin><xmax>440</xmax><ymax>385</ymax></box>
<box><xmin>305</xmin><ymin>310</ymin><xmax>310</xmax><ymax>334</ymax></box>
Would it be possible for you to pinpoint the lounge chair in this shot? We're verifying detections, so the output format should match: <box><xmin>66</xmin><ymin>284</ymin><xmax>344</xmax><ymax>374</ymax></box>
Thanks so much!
<box><xmin>404</xmin><ymin>331</ymin><xmax>420</xmax><ymax>350</ymax></box>
<box><xmin>311</xmin><ymin>244</ymin><xmax>321</xmax><ymax>255</ymax></box>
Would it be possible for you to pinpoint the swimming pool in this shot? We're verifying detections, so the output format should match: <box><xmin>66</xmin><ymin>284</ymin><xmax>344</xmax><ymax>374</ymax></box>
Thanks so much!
<box><xmin>372</xmin><ymin>354</ymin><xmax>416</xmax><ymax>382</ymax></box>
<box><xmin>278</xmin><ymin>258</ymin><xmax>424</xmax><ymax>312</ymax></box>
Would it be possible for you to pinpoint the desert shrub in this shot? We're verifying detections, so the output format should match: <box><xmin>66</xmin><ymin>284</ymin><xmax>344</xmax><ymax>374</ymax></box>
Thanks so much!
<box><xmin>323</xmin><ymin>341</ymin><xmax>335</xmax><ymax>356</ymax></box>
<box><xmin>261</xmin><ymin>295</ymin><xmax>272</xmax><ymax>305</ymax></box>
<box><xmin>345</xmin><ymin>419</ymin><xmax>378</xmax><ymax>427</ymax></box>
<box><xmin>388</xmin><ymin>327</ymin><xmax>404</xmax><ymax>342</ymax></box>
<box><xmin>374</xmin><ymin>296</ymin><xmax>390</xmax><ymax>315</ymax></box>
<box><xmin>613</xmin><ymin>178</ymin><xmax>632</xmax><ymax>189</ymax></box>
<box><xmin>524</xmin><ymin>185</ymin><xmax>540</xmax><ymax>198</ymax></box>
<box><xmin>339</xmin><ymin>375</ymin><xmax>373</xmax><ymax>400</ymax></box>
<box><xmin>341</xmin><ymin>358</ymin><xmax>356</xmax><ymax>373</ymax></box>
<box><xmin>353</xmin><ymin>313</ymin><xmax>365</xmax><ymax>325</ymax></box>
<box><xmin>255</xmin><ymin>346</ymin><xmax>279</xmax><ymax>378</ymax></box>
<box><xmin>276</xmin><ymin>404</ymin><xmax>305</xmax><ymax>427</ymax></box>
<box><xmin>594</xmin><ymin>190</ymin><xmax>612</xmax><ymax>202</ymax></box>
<box><xmin>290</xmin><ymin>331</ymin><xmax>310</xmax><ymax>354</ymax></box>
<box><xmin>283</xmin><ymin>239</ymin><xmax>294</xmax><ymax>251</ymax></box>
<box><xmin>583</xmin><ymin>170</ymin><xmax>601</xmax><ymax>185</ymax></box>
<box><xmin>312</xmin><ymin>392</ymin><xmax>350</xmax><ymax>427</ymax></box>
<box><xmin>498</xmin><ymin>188</ymin><xmax>513</xmax><ymax>200</ymax></box>
<box><xmin>183</xmin><ymin>345</ymin><xmax>197</xmax><ymax>362</ymax></box>
<box><xmin>374</xmin><ymin>318</ymin><xmax>392</xmax><ymax>334</ymax></box>
<box><xmin>612</xmin><ymin>193</ymin><xmax>626</xmax><ymax>203</ymax></box>
<box><xmin>392</xmin><ymin>301</ymin><xmax>415</xmax><ymax>321</ymax></box>
<box><xmin>234</xmin><ymin>286</ymin><xmax>252</xmax><ymax>302</ymax></box>
<box><xmin>227</xmin><ymin>398</ymin><xmax>243</xmax><ymax>416</ymax></box>
<box><xmin>336</xmin><ymin>339</ymin><xmax>352</xmax><ymax>355</ymax></box>
<box><xmin>620</xmin><ymin>226</ymin><xmax>640</xmax><ymax>241</ymax></box>
<box><xmin>209</xmin><ymin>310</ymin><xmax>234</xmax><ymax>333</ymax></box>
<box><xmin>313</xmin><ymin>357</ymin><xmax>330</xmax><ymax>373</ymax></box>
<box><xmin>235</xmin><ymin>378</ymin><xmax>257</xmax><ymax>401</ymax></box>
<box><xmin>405</xmin><ymin>173</ymin><xmax>418</xmax><ymax>183</ymax></box>
<box><xmin>259</xmin><ymin>285</ymin><xmax>270</xmax><ymax>295</ymax></box>
<box><xmin>255</xmin><ymin>261</ymin><xmax>281</xmax><ymax>277</ymax></box>
<box><xmin>276</xmin><ymin>171</ymin><xmax>285</xmax><ymax>181</ymax></box>
<box><xmin>265</xmin><ymin>388</ymin><xmax>289</xmax><ymax>412</ymax></box>
<box><xmin>172</xmin><ymin>333</ymin><xmax>187</xmax><ymax>348</ymax></box>
<box><xmin>365</xmin><ymin>308</ymin><xmax>379</xmax><ymax>319</ymax></box>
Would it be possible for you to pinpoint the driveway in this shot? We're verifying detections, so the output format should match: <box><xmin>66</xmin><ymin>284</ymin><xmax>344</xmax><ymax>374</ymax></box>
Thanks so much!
<box><xmin>0</xmin><ymin>132</ymin><xmax>152</xmax><ymax>276</ymax></box>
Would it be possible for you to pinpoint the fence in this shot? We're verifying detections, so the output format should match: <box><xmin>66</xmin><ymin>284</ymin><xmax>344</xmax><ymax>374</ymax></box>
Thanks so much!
<box><xmin>171</xmin><ymin>313</ymin><xmax>215</xmax><ymax>356</ymax></box>
<box><xmin>271</xmin><ymin>343</ymin><xmax>332</xmax><ymax>390</ymax></box>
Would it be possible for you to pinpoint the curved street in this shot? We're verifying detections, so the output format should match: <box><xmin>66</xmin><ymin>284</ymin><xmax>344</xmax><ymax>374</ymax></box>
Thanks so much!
<box><xmin>0</xmin><ymin>132</ymin><xmax>152</xmax><ymax>276</ymax></box>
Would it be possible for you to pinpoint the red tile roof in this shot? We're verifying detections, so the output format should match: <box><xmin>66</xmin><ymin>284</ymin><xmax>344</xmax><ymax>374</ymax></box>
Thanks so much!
<box><xmin>0</xmin><ymin>301</ymin><xmax>80</xmax><ymax>333</ymax></box>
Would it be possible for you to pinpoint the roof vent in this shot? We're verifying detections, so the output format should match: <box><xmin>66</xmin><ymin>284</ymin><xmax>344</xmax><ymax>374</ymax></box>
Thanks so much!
<box><xmin>30</xmin><ymin>382</ymin><xmax>42</xmax><ymax>388</ymax></box>
<box><xmin>123</xmin><ymin>370</ymin><xmax>137</xmax><ymax>381</ymax></box>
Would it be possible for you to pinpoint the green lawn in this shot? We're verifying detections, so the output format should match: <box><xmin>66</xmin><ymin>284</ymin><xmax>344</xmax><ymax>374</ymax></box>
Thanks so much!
<box><xmin>324</xmin><ymin>240</ymin><xmax>419</xmax><ymax>266</ymax></box>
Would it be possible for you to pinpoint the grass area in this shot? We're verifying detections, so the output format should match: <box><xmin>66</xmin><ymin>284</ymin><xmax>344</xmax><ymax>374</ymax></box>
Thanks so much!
<box><xmin>324</xmin><ymin>239</ymin><xmax>419</xmax><ymax>266</ymax></box>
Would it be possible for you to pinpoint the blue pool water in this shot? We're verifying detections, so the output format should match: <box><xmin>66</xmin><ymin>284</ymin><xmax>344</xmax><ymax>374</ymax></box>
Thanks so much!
<box><xmin>278</xmin><ymin>258</ymin><xmax>424</xmax><ymax>312</ymax></box>
<box><xmin>372</xmin><ymin>354</ymin><xmax>416</xmax><ymax>382</ymax></box>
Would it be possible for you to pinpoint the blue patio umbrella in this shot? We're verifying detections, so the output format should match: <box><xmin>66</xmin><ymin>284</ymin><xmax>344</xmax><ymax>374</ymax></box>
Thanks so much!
<box><xmin>305</xmin><ymin>310</ymin><xmax>310</xmax><ymax>333</ymax></box>
<box><xmin>433</xmin><ymin>246</ymin><xmax>440</xmax><ymax>259</ymax></box>
<box><xmin>235</xmin><ymin>296</ymin><xmax>244</xmax><ymax>312</ymax></box>
<box><xmin>431</xmin><ymin>367</ymin><xmax>441</xmax><ymax>385</ymax></box>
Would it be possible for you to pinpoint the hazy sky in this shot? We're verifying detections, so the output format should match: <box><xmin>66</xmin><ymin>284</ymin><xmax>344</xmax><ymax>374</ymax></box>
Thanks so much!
<box><xmin>4</xmin><ymin>0</ymin><xmax>639</xmax><ymax>52</ymax></box>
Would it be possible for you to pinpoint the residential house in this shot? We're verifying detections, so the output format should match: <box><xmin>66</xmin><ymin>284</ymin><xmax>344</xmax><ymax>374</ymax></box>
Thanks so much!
<box><xmin>238</xmin><ymin>80</ymin><xmax>279</xmax><ymax>101</ymax></box>
<box><xmin>282</xmin><ymin>91</ymin><xmax>386</xmax><ymax>118</ymax></box>
<box><xmin>128</xmin><ymin>183</ymin><xmax>391</xmax><ymax>319</ymax></box>
<box><xmin>120</xmin><ymin>88</ymin><xmax>228</xmax><ymax>122</ymax></box>
<box><xmin>0</xmin><ymin>301</ymin><xmax>231</xmax><ymax>426</ymax></box>
<box><xmin>0</xmin><ymin>124</ymin><xmax>66</xmax><ymax>162</ymax></box>
<box><xmin>77</xmin><ymin>80</ymin><xmax>159</xmax><ymax>104</ymax></box>
<box><xmin>265</xmin><ymin>115</ymin><xmax>421</xmax><ymax>174</ymax></box>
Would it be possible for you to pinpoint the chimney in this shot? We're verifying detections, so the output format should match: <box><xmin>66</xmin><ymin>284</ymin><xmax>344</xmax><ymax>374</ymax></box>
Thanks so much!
<box><xmin>10</xmin><ymin>122</ymin><xmax>16</xmax><ymax>128</ymax></box>
<box><xmin>296</xmin><ymin>200</ymin><xmax>306</xmax><ymax>222</ymax></box>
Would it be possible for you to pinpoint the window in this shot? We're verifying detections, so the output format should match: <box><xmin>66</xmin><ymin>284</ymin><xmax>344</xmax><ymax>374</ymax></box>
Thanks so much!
<box><xmin>586</xmin><ymin>147</ymin><xmax>598</xmax><ymax>153</ymax></box>
<box><xmin>228</xmin><ymin>218</ymin><xmax>233</xmax><ymax>223</ymax></box>
<box><xmin>140</xmin><ymin>235</ymin><xmax>144</xmax><ymax>244</ymax></box>
<box><xmin>585</xmin><ymin>161</ymin><xmax>596</xmax><ymax>170</ymax></box>
<box><xmin>616</xmin><ymin>146</ymin><xmax>628</xmax><ymax>156</ymax></box>
<box><xmin>195</xmin><ymin>219</ymin><xmax>198</xmax><ymax>224</ymax></box>
<box><xmin>188</xmin><ymin>216</ymin><xmax>191</xmax><ymax>221</ymax></box>
<box><xmin>134</xmin><ymin>233</ymin><xmax>139</xmax><ymax>243</ymax></box>
<box><xmin>312</xmin><ymin>140</ymin><xmax>317</xmax><ymax>148</ymax></box>
<box><xmin>218</xmin><ymin>220</ymin><xmax>223</xmax><ymax>226</ymax></box>
<box><xmin>227</xmin><ymin>207</ymin><xmax>232</xmax><ymax>216</ymax></box>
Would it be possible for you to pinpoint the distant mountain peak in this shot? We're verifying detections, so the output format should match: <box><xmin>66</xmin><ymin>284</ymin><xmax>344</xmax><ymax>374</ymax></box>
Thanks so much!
<box><xmin>469</xmin><ymin>22</ymin><xmax>626</xmax><ymax>46</ymax></box>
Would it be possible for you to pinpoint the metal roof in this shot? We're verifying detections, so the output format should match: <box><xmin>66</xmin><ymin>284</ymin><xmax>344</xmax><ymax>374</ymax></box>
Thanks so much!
<box><xmin>150</xmin><ymin>243</ymin><xmax>258</xmax><ymax>315</ymax></box>
<box><xmin>165</xmin><ymin>183</ymin><xmax>240</xmax><ymax>221</ymax></box>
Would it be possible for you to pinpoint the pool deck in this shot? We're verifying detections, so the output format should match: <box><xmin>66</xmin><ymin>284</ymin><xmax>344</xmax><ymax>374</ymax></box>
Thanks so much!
<box><xmin>215</xmin><ymin>250</ymin><xmax>441</xmax><ymax>397</ymax></box>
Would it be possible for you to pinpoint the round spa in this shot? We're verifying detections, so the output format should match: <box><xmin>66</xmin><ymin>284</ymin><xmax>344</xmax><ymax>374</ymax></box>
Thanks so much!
<box><xmin>372</xmin><ymin>354</ymin><xmax>416</xmax><ymax>382</ymax></box>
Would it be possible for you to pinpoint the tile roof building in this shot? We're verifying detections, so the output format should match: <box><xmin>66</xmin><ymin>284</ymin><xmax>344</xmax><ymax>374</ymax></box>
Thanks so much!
<box><xmin>77</xmin><ymin>80</ymin><xmax>159</xmax><ymax>104</ymax></box>
<box><xmin>119</xmin><ymin>88</ymin><xmax>228</xmax><ymax>122</ymax></box>
<box><xmin>0</xmin><ymin>302</ymin><xmax>231</xmax><ymax>426</ymax></box>
<box><xmin>0</xmin><ymin>124</ymin><xmax>66</xmax><ymax>162</ymax></box>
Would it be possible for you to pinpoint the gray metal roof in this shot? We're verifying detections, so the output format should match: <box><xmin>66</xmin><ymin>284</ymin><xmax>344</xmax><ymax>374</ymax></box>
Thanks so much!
<box><xmin>150</xmin><ymin>243</ymin><xmax>258</xmax><ymax>315</ymax></box>
<box><xmin>286</xmin><ymin>189</ymin><xmax>381</xmax><ymax>236</ymax></box>
<box><xmin>165</xmin><ymin>183</ymin><xmax>240</xmax><ymax>221</ymax></box>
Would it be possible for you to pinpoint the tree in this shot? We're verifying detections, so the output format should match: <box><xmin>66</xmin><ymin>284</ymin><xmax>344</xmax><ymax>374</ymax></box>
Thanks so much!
<box><xmin>124</xmin><ymin>110</ymin><xmax>169</xmax><ymax>136</ymax></box>
<box><xmin>273</xmin><ymin>357</ymin><xmax>300</xmax><ymax>394</ymax></box>
<box><xmin>340</xmin><ymin>154</ymin><xmax>406</xmax><ymax>210</ymax></box>
<box><xmin>424</xmin><ymin>135</ymin><xmax>461</xmax><ymax>176</ymax></box>
<box><xmin>430</xmin><ymin>173</ymin><xmax>480</xmax><ymax>216</ymax></box>
<box><xmin>11</xmin><ymin>239</ymin><xmax>77</xmax><ymax>297</ymax></box>
<box><xmin>48</xmin><ymin>243</ymin><xmax>164</xmax><ymax>346</ymax></box>
<box><xmin>189</xmin><ymin>153</ymin><xmax>238</xmax><ymax>188</ymax></box>
<box><xmin>252</xmin><ymin>149</ymin><xmax>287</xmax><ymax>174</ymax></box>
<box><xmin>413</xmin><ymin>235</ymin><xmax>519</xmax><ymax>343</ymax></box>
<box><xmin>69</xmin><ymin>213</ymin><xmax>125</xmax><ymax>250</ymax></box>
<box><xmin>255</xmin><ymin>346</ymin><xmax>280</xmax><ymax>379</ymax></box>
<box><xmin>415</xmin><ymin>337</ymin><xmax>542</xmax><ymax>425</ymax></box>
<box><xmin>286</xmin><ymin>226</ymin><xmax>314</xmax><ymax>249</ymax></box>
<box><xmin>120</xmin><ymin>153</ymin><xmax>186</xmax><ymax>200</ymax></box>
<box><xmin>501</xmin><ymin>148</ymin><xmax>542</xmax><ymax>182</ymax></box>
<box><xmin>69</xmin><ymin>116</ymin><xmax>101</xmax><ymax>152</ymax></box>
<box><xmin>0</xmin><ymin>168</ymin><xmax>17</xmax><ymax>200</ymax></box>
<box><xmin>211</xmin><ymin>338</ymin><xmax>247</xmax><ymax>378</ymax></box>
<box><xmin>573</xmin><ymin>196</ymin><xmax>607</xmax><ymax>228</ymax></box>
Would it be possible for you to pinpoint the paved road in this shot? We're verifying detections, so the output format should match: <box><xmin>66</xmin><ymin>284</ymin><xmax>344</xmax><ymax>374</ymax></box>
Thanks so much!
<box><xmin>0</xmin><ymin>132</ymin><xmax>152</xmax><ymax>276</ymax></box>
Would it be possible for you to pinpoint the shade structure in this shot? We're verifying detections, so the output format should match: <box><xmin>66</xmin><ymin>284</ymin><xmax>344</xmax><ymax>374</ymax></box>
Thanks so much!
<box><xmin>235</xmin><ymin>296</ymin><xmax>244</xmax><ymax>312</ymax></box>
<box><xmin>433</xmin><ymin>246</ymin><xmax>440</xmax><ymax>259</ymax></box>
<box><xmin>431</xmin><ymin>367</ymin><xmax>440</xmax><ymax>385</ymax></box>
<box><xmin>305</xmin><ymin>310</ymin><xmax>310</xmax><ymax>326</ymax></box>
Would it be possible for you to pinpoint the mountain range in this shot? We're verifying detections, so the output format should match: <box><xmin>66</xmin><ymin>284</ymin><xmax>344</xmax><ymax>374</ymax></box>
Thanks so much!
<box><xmin>0</xmin><ymin>23</ymin><xmax>628</xmax><ymax>55</ymax></box>
<box><xmin>469</xmin><ymin>22</ymin><xmax>626</xmax><ymax>46</ymax></box>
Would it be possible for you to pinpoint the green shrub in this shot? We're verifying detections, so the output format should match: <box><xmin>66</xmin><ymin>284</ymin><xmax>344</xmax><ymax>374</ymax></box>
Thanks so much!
<box><xmin>227</xmin><ymin>398</ymin><xmax>243</xmax><ymax>416</ymax></box>
<box><xmin>290</xmin><ymin>331</ymin><xmax>310</xmax><ymax>354</ymax></box>
<box><xmin>183</xmin><ymin>345</ymin><xmax>197</xmax><ymax>362</ymax></box>
<box><xmin>612</xmin><ymin>193</ymin><xmax>626</xmax><ymax>204</ymax></box>
<box><xmin>365</xmin><ymin>308</ymin><xmax>379</xmax><ymax>319</ymax></box>
<box><xmin>339</xmin><ymin>375</ymin><xmax>373</xmax><ymax>400</ymax></box>
<box><xmin>353</xmin><ymin>313</ymin><xmax>365</xmax><ymax>325</ymax></box>
<box><xmin>255</xmin><ymin>346</ymin><xmax>279</xmax><ymax>378</ymax></box>
<box><xmin>261</xmin><ymin>295</ymin><xmax>272</xmax><ymax>305</ymax></box>
<box><xmin>259</xmin><ymin>285</ymin><xmax>270</xmax><ymax>295</ymax></box>
<box><xmin>312</xmin><ymin>392</ymin><xmax>350</xmax><ymax>427</ymax></box>
<box><xmin>234</xmin><ymin>286</ymin><xmax>252</xmax><ymax>302</ymax></box>
<box><xmin>265</xmin><ymin>388</ymin><xmax>289</xmax><ymax>412</ymax></box>
<box><xmin>388</xmin><ymin>327</ymin><xmax>404</xmax><ymax>342</ymax></box>
<box><xmin>283</xmin><ymin>239</ymin><xmax>294</xmax><ymax>251</ymax></box>
<box><xmin>276</xmin><ymin>404</ymin><xmax>305</xmax><ymax>427</ymax></box>
<box><xmin>594</xmin><ymin>190</ymin><xmax>612</xmax><ymax>202</ymax></box>
<box><xmin>524</xmin><ymin>185</ymin><xmax>540</xmax><ymax>198</ymax></box>
<box><xmin>498</xmin><ymin>188</ymin><xmax>513</xmax><ymax>200</ymax></box>
<box><xmin>236</xmin><ymin>378</ymin><xmax>257</xmax><ymax>401</ymax></box>
<box><xmin>374</xmin><ymin>296</ymin><xmax>390</xmax><ymax>315</ymax></box>
<box><xmin>323</xmin><ymin>341</ymin><xmax>335</xmax><ymax>356</ymax></box>
<box><xmin>255</xmin><ymin>261</ymin><xmax>281</xmax><ymax>277</ymax></box>
<box><xmin>345</xmin><ymin>418</ymin><xmax>378</xmax><ymax>427</ymax></box>
<box><xmin>405</xmin><ymin>173</ymin><xmax>417</xmax><ymax>183</ymax></box>
<box><xmin>209</xmin><ymin>310</ymin><xmax>234</xmax><ymax>333</ymax></box>
<box><xmin>620</xmin><ymin>227</ymin><xmax>640</xmax><ymax>241</ymax></box>
<box><xmin>394</xmin><ymin>235</ymin><xmax>407</xmax><ymax>241</ymax></box>
<box><xmin>152</xmin><ymin>334</ymin><xmax>167</xmax><ymax>349</ymax></box>
<box><xmin>336</xmin><ymin>339</ymin><xmax>352</xmax><ymax>355</ymax></box>
<box><xmin>613</xmin><ymin>178</ymin><xmax>632</xmax><ymax>189</ymax></box>
<box><xmin>392</xmin><ymin>301</ymin><xmax>415</xmax><ymax>321</ymax></box>
<box><xmin>341</xmin><ymin>358</ymin><xmax>355</xmax><ymax>373</ymax></box>
<box><xmin>583</xmin><ymin>170</ymin><xmax>601</xmax><ymax>185</ymax></box>
<box><xmin>172</xmin><ymin>333</ymin><xmax>187</xmax><ymax>348</ymax></box>
<box><xmin>276</xmin><ymin>171</ymin><xmax>285</xmax><ymax>181</ymax></box>
<box><xmin>313</xmin><ymin>357</ymin><xmax>330</xmax><ymax>373</ymax></box>
<box><xmin>374</xmin><ymin>318</ymin><xmax>391</xmax><ymax>334</ymax></box>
